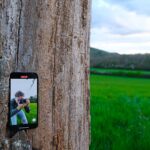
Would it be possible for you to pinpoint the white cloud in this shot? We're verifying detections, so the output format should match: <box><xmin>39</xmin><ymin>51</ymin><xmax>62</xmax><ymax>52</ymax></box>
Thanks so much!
<box><xmin>91</xmin><ymin>27</ymin><xmax>150</xmax><ymax>54</ymax></box>
<box><xmin>113</xmin><ymin>6</ymin><xmax>150</xmax><ymax>33</ymax></box>
<box><xmin>91</xmin><ymin>0</ymin><xmax>150</xmax><ymax>54</ymax></box>
<box><xmin>107</xmin><ymin>0</ymin><xmax>150</xmax><ymax>16</ymax></box>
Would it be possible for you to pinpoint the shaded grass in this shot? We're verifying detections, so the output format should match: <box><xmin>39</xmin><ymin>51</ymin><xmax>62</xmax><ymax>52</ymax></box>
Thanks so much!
<box><xmin>90</xmin><ymin>74</ymin><xmax>150</xmax><ymax>150</ymax></box>
<box><xmin>90</xmin><ymin>68</ymin><xmax>150</xmax><ymax>78</ymax></box>
<box><xmin>90</xmin><ymin>68</ymin><xmax>150</xmax><ymax>75</ymax></box>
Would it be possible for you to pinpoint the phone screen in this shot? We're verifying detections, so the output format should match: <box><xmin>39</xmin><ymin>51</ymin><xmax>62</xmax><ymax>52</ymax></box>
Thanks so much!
<box><xmin>9</xmin><ymin>72</ymin><xmax>38</xmax><ymax>129</ymax></box>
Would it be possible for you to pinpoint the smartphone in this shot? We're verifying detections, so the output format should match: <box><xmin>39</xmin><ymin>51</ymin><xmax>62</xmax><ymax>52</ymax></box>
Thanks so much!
<box><xmin>9</xmin><ymin>72</ymin><xmax>38</xmax><ymax>130</ymax></box>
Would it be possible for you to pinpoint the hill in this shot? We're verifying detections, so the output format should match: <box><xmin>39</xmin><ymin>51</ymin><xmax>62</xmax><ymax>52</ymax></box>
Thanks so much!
<box><xmin>90</xmin><ymin>47</ymin><xmax>150</xmax><ymax>70</ymax></box>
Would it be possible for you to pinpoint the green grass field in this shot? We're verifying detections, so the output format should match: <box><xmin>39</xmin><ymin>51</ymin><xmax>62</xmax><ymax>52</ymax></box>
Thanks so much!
<box><xmin>17</xmin><ymin>103</ymin><xmax>37</xmax><ymax>124</ymax></box>
<box><xmin>90</xmin><ymin>68</ymin><xmax>150</xmax><ymax>77</ymax></box>
<box><xmin>90</xmin><ymin>74</ymin><xmax>150</xmax><ymax>150</ymax></box>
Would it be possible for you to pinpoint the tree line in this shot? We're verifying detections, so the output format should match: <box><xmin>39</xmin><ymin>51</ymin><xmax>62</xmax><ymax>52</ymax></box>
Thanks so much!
<box><xmin>90</xmin><ymin>48</ymin><xmax>150</xmax><ymax>70</ymax></box>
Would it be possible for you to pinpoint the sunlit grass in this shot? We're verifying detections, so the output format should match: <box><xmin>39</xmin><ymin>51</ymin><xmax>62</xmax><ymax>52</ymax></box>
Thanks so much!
<box><xmin>17</xmin><ymin>103</ymin><xmax>37</xmax><ymax>124</ymax></box>
<box><xmin>90</xmin><ymin>74</ymin><xmax>150</xmax><ymax>150</ymax></box>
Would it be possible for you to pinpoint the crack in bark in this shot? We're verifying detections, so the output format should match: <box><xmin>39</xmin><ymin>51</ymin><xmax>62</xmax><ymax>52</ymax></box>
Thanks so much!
<box><xmin>0</xmin><ymin>0</ymin><xmax>2</xmax><ymax>59</ymax></box>
<box><xmin>0</xmin><ymin>102</ymin><xmax>5</xmax><ymax>116</ymax></box>
<box><xmin>52</xmin><ymin>20</ymin><xmax>57</xmax><ymax>148</ymax></box>
<box><xmin>16</xmin><ymin>0</ymin><xmax>22</xmax><ymax>69</ymax></box>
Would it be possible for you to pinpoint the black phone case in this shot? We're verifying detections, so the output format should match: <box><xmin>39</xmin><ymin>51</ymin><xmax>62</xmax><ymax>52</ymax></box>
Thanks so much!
<box><xmin>9</xmin><ymin>72</ymin><xmax>39</xmax><ymax>131</ymax></box>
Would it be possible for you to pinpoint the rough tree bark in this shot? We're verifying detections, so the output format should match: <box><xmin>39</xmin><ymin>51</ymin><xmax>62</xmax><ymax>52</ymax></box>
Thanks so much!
<box><xmin>0</xmin><ymin>0</ymin><xmax>91</xmax><ymax>149</ymax></box>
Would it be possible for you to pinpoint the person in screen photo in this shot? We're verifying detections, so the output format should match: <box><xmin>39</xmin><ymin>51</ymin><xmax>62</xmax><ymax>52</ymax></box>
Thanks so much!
<box><xmin>10</xmin><ymin>91</ymin><xmax>30</xmax><ymax>125</ymax></box>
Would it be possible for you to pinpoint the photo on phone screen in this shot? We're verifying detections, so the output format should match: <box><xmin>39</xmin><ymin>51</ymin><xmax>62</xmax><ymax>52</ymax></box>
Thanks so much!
<box><xmin>9</xmin><ymin>72</ymin><xmax>38</xmax><ymax>129</ymax></box>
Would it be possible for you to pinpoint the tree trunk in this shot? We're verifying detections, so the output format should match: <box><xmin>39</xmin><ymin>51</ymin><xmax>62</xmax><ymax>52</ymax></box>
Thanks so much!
<box><xmin>0</xmin><ymin>0</ymin><xmax>91</xmax><ymax>150</ymax></box>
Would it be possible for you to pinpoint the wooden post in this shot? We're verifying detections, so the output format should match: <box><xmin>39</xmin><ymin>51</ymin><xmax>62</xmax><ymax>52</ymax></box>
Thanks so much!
<box><xmin>0</xmin><ymin>0</ymin><xmax>91</xmax><ymax>149</ymax></box>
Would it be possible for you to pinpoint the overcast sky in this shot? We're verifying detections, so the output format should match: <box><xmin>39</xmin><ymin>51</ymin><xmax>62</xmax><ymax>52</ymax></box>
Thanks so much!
<box><xmin>11</xmin><ymin>79</ymin><xmax>37</xmax><ymax>99</ymax></box>
<box><xmin>90</xmin><ymin>0</ymin><xmax>150</xmax><ymax>54</ymax></box>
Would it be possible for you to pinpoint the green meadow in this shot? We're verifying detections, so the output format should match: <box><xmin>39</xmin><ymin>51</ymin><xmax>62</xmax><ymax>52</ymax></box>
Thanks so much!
<box><xmin>17</xmin><ymin>103</ymin><xmax>37</xmax><ymax>124</ymax></box>
<box><xmin>90</xmin><ymin>68</ymin><xmax>150</xmax><ymax>78</ymax></box>
<box><xmin>90</xmin><ymin>73</ymin><xmax>150</xmax><ymax>150</ymax></box>
<box><xmin>90</xmin><ymin>68</ymin><xmax>150</xmax><ymax>75</ymax></box>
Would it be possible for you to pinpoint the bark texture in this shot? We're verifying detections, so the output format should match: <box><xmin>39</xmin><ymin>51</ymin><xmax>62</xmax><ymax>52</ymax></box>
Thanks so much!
<box><xmin>0</xmin><ymin>0</ymin><xmax>91</xmax><ymax>149</ymax></box>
